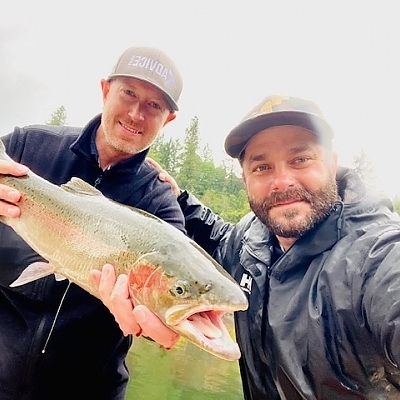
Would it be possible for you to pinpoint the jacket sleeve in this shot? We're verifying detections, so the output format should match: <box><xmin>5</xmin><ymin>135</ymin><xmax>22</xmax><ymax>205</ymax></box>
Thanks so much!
<box><xmin>356</xmin><ymin>225</ymin><xmax>400</xmax><ymax>369</ymax></box>
<box><xmin>178</xmin><ymin>190</ymin><xmax>234</xmax><ymax>261</ymax></box>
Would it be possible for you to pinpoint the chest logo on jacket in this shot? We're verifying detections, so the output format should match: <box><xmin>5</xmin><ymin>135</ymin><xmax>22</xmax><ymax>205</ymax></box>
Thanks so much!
<box><xmin>239</xmin><ymin>273</ymin><xmax>253</xmax><ymax>294</ymax></box>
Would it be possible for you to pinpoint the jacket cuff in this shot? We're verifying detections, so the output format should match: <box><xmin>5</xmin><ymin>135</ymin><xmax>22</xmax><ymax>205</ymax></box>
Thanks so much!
<box><xmin>177</xmin><ymin>189</ymin><xmax>189</xmax><ymax>207</ymax></box>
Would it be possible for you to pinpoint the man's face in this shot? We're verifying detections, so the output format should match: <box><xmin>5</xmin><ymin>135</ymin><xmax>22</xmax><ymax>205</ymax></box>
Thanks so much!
<box><xmin>241</xmin><ymin>125</ymin><xmax>338</xmax><ymax>241</ymax></box>
<box><xmin>99</xmin><ymin>77</ymin><xmax>175</xmax><ymax>156</ymax></box>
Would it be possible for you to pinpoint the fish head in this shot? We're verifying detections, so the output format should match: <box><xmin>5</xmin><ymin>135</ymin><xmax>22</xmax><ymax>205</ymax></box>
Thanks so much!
<box><xmin>127</xmin><ymin>244</ymin><xmax>248</xmax><ymax>361</ymax></box>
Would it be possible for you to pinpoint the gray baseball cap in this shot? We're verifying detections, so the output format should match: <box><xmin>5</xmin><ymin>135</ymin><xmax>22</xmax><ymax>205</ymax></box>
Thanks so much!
<box><xmin>108</xmin><ymin>46</ymin><xmax>183</xmax><ymax>111</ymax></box>
<box><xmin>225</xmin><ymin>95</ymin><xmax>334</xmax><ymax>158</ymax></box>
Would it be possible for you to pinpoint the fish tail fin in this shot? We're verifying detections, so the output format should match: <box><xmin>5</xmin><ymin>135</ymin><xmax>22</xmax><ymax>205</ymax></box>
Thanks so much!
<box><xmin>10</xmin><ymin>261</ymin><xmax>56</xmax><ymax>287</ymax></box>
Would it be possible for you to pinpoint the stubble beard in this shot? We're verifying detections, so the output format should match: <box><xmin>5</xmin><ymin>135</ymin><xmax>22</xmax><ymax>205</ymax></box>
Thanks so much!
<box><xmin>101</xmin><ymin>113</ymin><xmax>152</xmax><ymax>156</ymax></box>
<box><xmin>249</xmin><ymin>175</ymin><xmax>338</xmax><ymax>239</ymax></box>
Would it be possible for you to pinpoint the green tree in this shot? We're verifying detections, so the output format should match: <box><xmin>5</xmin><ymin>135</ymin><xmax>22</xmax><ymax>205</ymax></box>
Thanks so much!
<box><xmin>46</xmin><ymin>106</ymin><xmax>68</xmax><ymax>126</ymax></box>
<box><xmin>148</xmin><ymin>115</ymin><xmax>250</xmax><ymax>223</ymax></box>
<box><xmin>393</xmin><ymin>196</ymin><xmax>400</xmax><ymax>215</ymax></box>
<box><xmin>148</xmin><ymin>132</ymin><xmax>182</xmax><ymax>176</ymax></box>
<box><xmin>201</xmin><ymin>143</ymin><xmax>213</xmax><ymax>162</ymax></box>
<box><xmin>177</xmin><ymin>116</ymin><xmax>203</xmax><ymax>193</ymax></box>
<box><xmin>201</xmin><ymin>188</ymin><xmax>250</xmax><ymax>223</ymax></box>
<box><xmin>352</xmin><ymin>149</ymin><xmax>376</xmax><ymax>186</ymax></box>
<box><xmin>222</xmin><ymin>157</ymin><xmax>245</xmax><ymax>196</ymax></box>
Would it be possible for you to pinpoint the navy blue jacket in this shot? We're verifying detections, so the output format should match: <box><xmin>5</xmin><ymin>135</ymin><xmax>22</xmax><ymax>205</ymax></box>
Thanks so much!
<box><xmin>0</xmin><ymin>114</ymin><xmax>185</xmax><ymax>400</ymax></box>
<box><xmin>179</xmin><ymin>168</ymin><xmax>400</xmax><ymax>399</ymax></box>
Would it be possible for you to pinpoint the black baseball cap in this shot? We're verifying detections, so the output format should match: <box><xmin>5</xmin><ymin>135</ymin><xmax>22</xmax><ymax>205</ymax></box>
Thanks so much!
<box><xmin>225</xmin><ymin>95</ymin><xmax>334</xmax><ymax>158</ymax></box>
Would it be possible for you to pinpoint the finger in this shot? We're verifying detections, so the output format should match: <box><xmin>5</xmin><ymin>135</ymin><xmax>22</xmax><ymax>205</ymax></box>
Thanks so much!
<box><xmin>133</xmin><ymin>305</ymin><xmax>180</xmax><ymax>349</ymax></box>
<box><xmin>102</xmin><ymin>272</ymin><xmax>141</xmax><ymax>337</ymax></box>
<box><xmin>145</xmin><ymin>157</ymin><xmax>162</xmax><ymax>171</ymax></box>
<box><xmin>146</xmin><ymin>158</ymin><xmax>168</xmax><ymax>182</ymax></box>
<box><xmin>0</xmin><ymin>162</ymin><xmax>28</xmax><ymax>218</ymax></box>
<box><xmin>110</xmin><ymin>273</ymin><xmax>130</xmax><ymax>301</ymax></box>
<box><xmin>146</xmin><ymin>163</ymin><xmax>180</xmax><ymax>196</ymax></box>
<box><xmin>97</xmin><ymin>264</ymin><xmax>116</xmax><ymax>302</ymax></box>
<box><xmin>0</xmin><ymin>160</ymin><xmax>29</xmax><ymax>176</ymax></box>
<box><xmin>89</xmin><ymin>269</ymin><xmax>101</xmax><ymax>290</ymax></box>
<box><xmin>0</xmin><ymin>186</ymin><xmax>22</xmax><ymax>218</ymax></box>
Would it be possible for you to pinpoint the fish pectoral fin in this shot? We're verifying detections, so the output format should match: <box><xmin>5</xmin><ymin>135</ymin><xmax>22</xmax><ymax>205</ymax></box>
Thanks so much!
<box><xmin>9</xmin><ymin>261</ymin><xmax>55</xmax><ymax>287</ymax></box>
<box><xmin>61</xmin><ymin>177</ymin><xmax>103</xmax><ymax>197</ymax></box>
<box><xmin>54</xmin><ymin>273</ymin><xmax>67</xmax><ymax>281</ymax></box>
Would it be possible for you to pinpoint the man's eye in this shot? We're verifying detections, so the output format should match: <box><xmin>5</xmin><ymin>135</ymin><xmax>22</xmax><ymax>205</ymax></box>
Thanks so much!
<box><xmin>148</xmin><ymin>101</ymin><xmax>162</xmax><ymax>110</ymax></box>
<box><xmin>124</xmin><ymin>89</ymin><xmax>135</xmax><ymax>97</ymax></box>
<box><xmin>294</xmin><ymin>157</ymin><xmax>309</xmax><ymax>164</ymax></box>
<box><xmin>254</xmin><ymin>165</ymin><xmax>268</xmax><ymax>172</ymax></box>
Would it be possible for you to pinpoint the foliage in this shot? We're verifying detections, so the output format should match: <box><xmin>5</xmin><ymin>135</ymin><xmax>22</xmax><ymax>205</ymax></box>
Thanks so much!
<box><xmin>148</xmin><ymin>116</ymin><xmax>249</xmax><ymax>223</ymax></box>
<box><xmin>352</xmin><ymin>149</ymin><xmax>376</xmax><ymax>186</ymax></box>
<box><xmin>46</xmin><ymin>106</ymin><xmax>68</xmax><ymax>126</ymax></box>
<box><xmin>46</xmin><ymin>107</ymin><xmax>250</xmax><ymax>223</ymax></box>
<box><xmin>176</xmin><ymin>116</ymin><xmax>203</xmax><ymax>193</ymax></box>
<box><xmin>201</xmin><ymin>189</ymin><xmax>250</xmax><ymax>223</ymax></box>
<box><xmin>149</xmin><ymin>132</ymin><xmax>182</xmax><ymax>176</ymax></box>
<box><xmin>393</xmin><ymin>196</ymin><xmax>400</xmax><ymax>215</ymax></box>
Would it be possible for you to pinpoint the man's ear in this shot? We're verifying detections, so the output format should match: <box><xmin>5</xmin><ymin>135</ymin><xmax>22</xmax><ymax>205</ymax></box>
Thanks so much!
<box><xmin>100</xmin><ymin>79</ymin><xmax>111</xmax><ymax>104</ymax></box>
<box><xmin>241</xmin><ymin>171</ymin><xmax>246</xmax><ymax>184</ymax></box>
<box><xmin>164</xmin><ymin>112</ymin><xmax>176</xmax><ymax>126</ymax></box>
<box><xmin>332</xmin><ymin>152</ymin><xmax>338</xmax><ymax>175</ymax></box>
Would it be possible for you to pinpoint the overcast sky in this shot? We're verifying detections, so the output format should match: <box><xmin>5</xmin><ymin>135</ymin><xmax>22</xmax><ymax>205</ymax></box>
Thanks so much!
<box><xmin>2</xmin><ymin>1</ymin><xmax>400</xmax><ymax>196</ymax></box>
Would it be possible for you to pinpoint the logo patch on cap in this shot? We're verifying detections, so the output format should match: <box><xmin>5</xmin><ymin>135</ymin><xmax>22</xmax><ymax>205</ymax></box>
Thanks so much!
<box><xmin>255</xmin><ymin>95</ymin><xmax>290</xmax><ymax>118</ymax></box>
<box><xmin>224</xmin><ymin>94</ymin><xmax>334</xmax><ymax>158</ymax></box>
<box><xmin>127</xmin><ymin>55</ymin><xmax>176</xmax><ymax>86</ymax></box>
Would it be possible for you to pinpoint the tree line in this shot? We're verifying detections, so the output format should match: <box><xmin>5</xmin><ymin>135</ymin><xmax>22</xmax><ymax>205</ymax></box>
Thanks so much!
<box><xmin>148</xmin><ymin>116</ymin><xmax>250</xmax><ymax>223</ymax></box>
<box><xmin>45</xmin><ymin>106</ymin><xmax>250</xmax><ymax>223</ymax></box>
<box><xmin>46</xmin><ymin>106</ymin><xmax>400</xmax><ymax>219</ymax></box>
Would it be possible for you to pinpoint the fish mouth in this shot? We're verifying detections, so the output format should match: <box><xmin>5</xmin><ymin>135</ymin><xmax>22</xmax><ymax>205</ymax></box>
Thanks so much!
<box><xmin>165</xmin><ymin>305</ymin><xmax>242</xmax><ymax>361</ymax></box>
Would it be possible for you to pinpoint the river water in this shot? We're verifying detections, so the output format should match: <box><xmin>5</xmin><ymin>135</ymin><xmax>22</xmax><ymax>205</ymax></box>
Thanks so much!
<box><xmin>125</xmin><ymin>315</ymin><xmax>244</xmax><ymax>399</ymax></box>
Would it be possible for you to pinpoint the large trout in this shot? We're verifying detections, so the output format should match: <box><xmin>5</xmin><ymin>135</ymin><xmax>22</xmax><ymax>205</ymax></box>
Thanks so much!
<box><xmin>0</xmin><ymin>139</ymin><xmax>248</xmax><ymax>361</ymax></box>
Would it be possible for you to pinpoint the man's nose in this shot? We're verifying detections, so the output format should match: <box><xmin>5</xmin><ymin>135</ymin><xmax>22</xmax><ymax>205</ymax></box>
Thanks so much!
<box><xmin>128</xmin><ymin>102</ymin><xmax>144</xmax><ymax>121</ymax></box>
<box><xmin>271</xmin><ymin>167</ymin><xmax>296</xmax><ymax>191</ymax></box>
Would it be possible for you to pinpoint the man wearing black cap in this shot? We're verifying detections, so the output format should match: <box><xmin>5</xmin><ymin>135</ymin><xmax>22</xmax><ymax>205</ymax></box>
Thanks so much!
<box><xmin>112</xmin><ymin>95</ymin><xmax>400</xmax><ymax>399</ymax></box>
<box><xmin>0</xmin><ymin>46</ymin><xmax>184</xmax><ymax>399</ymax></box>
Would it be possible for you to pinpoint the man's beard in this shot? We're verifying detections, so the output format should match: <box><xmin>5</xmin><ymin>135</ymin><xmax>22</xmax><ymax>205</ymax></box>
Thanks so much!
<box><xmin>101</xmin><ymin>113</ymin><xmax>153</xmax><ymax>156</ymax></box>
<box><xmin>249</xmin><ymin>175</ymin><xmax>338</xmax><ymax>239</ymax></box>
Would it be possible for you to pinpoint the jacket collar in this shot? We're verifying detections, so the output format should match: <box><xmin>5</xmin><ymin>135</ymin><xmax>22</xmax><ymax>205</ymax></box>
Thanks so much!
<box><xmin>70</xmin><ymin>114</ymin><xmax>149</xmax><ymax>174</ymax></box>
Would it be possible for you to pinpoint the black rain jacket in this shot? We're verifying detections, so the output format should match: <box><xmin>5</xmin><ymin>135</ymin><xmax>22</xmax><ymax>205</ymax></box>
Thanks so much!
<box><xmin>179</xmin><ymin>167</ymin><xmax>400</xmax><ymax>399</ymax></box>
<box><xmin>0</xmin><ymin>114</ymin><xmax>185</xmax><ymax>400</ymax></box>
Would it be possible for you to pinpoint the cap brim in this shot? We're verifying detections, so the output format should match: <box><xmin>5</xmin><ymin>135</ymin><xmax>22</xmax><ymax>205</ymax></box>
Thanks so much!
<box><xmin>108</xmin><ymin>74</ymin><xmax>179</xmax><ymax>111</ymax></box>
<box><xmin>224</xmin><ymin>111</ymin><xmax>333</xmax><ymax>158</ymax></box>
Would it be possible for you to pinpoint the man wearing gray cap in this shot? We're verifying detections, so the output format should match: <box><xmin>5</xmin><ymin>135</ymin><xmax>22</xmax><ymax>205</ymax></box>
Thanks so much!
<box><xmin>0</xmin><ymin>45</ymin><xmax>184</xmax><ymax>399</ymax></box>
<box><xmin>114</xmin><ymin>95</ymin><xmax>400</xmax><ymax>399</ymax></box>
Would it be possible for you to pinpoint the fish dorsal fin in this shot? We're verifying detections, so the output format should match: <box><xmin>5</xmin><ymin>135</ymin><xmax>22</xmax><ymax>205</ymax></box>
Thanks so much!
<box><xmin>61</xmin><ymin>177</ymin><xmax>103</xmax><ymax>197</ymax></box>
<box><xmin>61</xmin><ymin>178</ymin><xmax>165</xmax><ymax>224</ymax></box>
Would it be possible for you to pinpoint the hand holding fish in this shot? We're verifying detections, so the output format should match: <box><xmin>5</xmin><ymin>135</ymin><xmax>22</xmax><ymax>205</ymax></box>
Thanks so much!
<box><xmin>1</xmin><ymin>139</ymin><xmax>247</xmax><ymax>361</ymax></box>
<box><xmin>91</xmin><ymin>264</ymin><xmax>180</xmax><ymax>349</ymax></box>
<box><xmin>0</xmin><ymin>153</ymin><xmax>179</xmax><ymax>350</ymax></box>
<box><xmin>0</xmin><ymin>159</ymin><xmax>29</xmax><ymax>218</ymax></box>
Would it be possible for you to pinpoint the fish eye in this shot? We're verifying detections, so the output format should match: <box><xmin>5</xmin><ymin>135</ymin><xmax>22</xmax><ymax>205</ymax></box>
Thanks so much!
<box><xmin>170</xmin><ymin>280</ymin><xmax>190</xmax><ymax>298</ymax></box>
